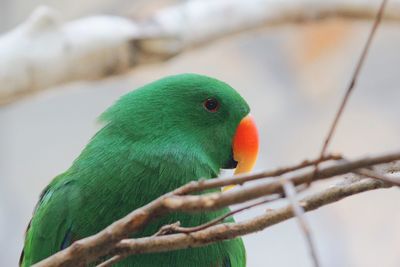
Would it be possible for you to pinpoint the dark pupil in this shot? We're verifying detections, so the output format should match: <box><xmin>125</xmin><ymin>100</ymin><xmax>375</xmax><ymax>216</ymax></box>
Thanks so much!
<box><xmin>205</xmin><ymin>99</ymin><xmax>218</xmax><ymax>111</ymax></box>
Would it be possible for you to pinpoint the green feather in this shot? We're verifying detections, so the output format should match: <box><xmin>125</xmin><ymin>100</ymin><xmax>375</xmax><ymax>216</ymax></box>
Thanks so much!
<box><xmin>21</xmin><ymin>74</ymin><xmax>249</xmax><ymax>266</ymax></box>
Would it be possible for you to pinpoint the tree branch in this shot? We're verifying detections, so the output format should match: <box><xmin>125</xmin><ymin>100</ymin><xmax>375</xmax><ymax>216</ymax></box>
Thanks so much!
<box><xmin>155</xmin><ymin>195</ymin><xmax>281</xmax><ymax>236</ymax></box>
<box><xmin>99</xmin><ymin>195</ymin><xmax>283</xmax><ymax>267</ymax></box>
<box><xmin>313</xmin><ymin>0</ymin><xmax>387</xmax><ymax>178</ymax></box>
<box><xmin>108</xmin><ymin>178</ymin><xmax>390</xmax><ymax>259</ymax></box>
<box><xmin>281</xmin><ymin>179</ymin><xmax>320</xmax><ymax>267</ymax></box>
<box><xmin>161</xmin><ymin>152</ymin><xmax>400</xmax><ymax>212</ymax></box>
<box><xmin>2</xmin><ymin>0</ymin><xmax>400</xmax><ymax>105</ymax></box>
<box><xmin>33</xmin><ymin>152</ymin><xmax>400</xmax><ymax>267</ymax></box>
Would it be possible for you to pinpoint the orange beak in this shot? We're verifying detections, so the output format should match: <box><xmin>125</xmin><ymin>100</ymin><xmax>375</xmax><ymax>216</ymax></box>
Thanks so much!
<box><xmin>223</xmin><ymin>114</ymin><xmax>259</xmax><ymax>191</ymax></box>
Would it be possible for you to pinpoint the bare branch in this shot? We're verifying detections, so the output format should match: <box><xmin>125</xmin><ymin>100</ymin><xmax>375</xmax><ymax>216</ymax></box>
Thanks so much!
<box><xmin>162</xmin><ymin>152</ymin><xmax>400</xmax><ymax>213</ymax></box>
<box><xmin>281</xmin><ymin>179</ymin><xmax>320</xmax><ymax>267</ymax></box>
<box><xmin>158</xmin><ymin>195</ymin><xmax>281</xmax><ymax>236</ymax></box>
<box><xmin>33</xmin><ymin>151</ymin><xmax>400</xmax><ymax>267</ymax></box>
<box><xmin>96</xmin><ymin>255</ymin><xmax>122</xmax><ymax>267</ymax></box>
<box><xmin>354</xmin><ymin>168</ymin><xmax>400</xmax><ymax>186</ymax></box>
<box><xmin>110</xmin><ymin>178</ymin><xmax>389</xmax><ymax>258</ymax></box>
<box><xmin>305</xmin><ymin>0</ymin><xmax>389</xmax><ymax>191</ymax></box>
<box><xmin>175</xmin><ymin>154</ymin><xmax>341</xmax><ymax>195</ymax></box>
<box><xmin>316</xmin><ymin>0</ymin><xmax>388</xmax><ymax>165</ymax></box>
<box><xmin>102</xmin><ymin>195</ymin><xmax>282</xmax><ymax>267</ymax></box>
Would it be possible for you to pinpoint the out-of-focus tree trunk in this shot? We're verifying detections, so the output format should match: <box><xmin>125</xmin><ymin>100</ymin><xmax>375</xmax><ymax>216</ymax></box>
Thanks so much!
<box><xmin>1</xmin><ymin>0</ymin><xmax>400</xmax><ymax>105</ymax></box>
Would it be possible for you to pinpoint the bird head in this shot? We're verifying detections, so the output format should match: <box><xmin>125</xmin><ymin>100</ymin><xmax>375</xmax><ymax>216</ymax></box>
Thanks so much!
<box><xmin>100</xmin><ymin>74</ymin><xmax>259</xmax><ymax>180</ymax></box>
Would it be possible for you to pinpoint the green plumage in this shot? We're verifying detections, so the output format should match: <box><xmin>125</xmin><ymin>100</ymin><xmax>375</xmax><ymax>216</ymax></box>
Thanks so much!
<box><xmin>21</xmin><ymin>74</ymin><xmax>250</xmax><ymax>266</ymax></box>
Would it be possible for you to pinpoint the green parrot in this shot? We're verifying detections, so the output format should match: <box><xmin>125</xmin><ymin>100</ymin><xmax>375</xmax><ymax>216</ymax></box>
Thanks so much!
<box><xmin>20</xmin><ymin>74</ymin><xmax>259</xmax><ymax>267</ymax></box>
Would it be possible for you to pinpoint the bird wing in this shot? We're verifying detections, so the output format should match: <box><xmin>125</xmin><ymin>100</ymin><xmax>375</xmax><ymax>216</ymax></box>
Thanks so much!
<box><xmin>20</xmin><ymin>174</ymin><xmax>81</xmax><ymax>267</ymax></box>
<box><xmin>223</xmin><ymin>256</ymin><xmax>232</xmax><ymax>267</ymax></box>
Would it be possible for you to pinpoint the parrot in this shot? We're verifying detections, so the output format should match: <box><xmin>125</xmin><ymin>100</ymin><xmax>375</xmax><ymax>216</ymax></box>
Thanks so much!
<box><xmin>20</xmin><ymin>73</ymin><xmax>259</xmax><ymax>267</ymax></box>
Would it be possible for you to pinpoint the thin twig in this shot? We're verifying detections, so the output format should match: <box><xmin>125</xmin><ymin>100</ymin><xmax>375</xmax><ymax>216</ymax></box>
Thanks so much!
<box><xmin>354</xmin><ymin>168</ymin><xmax>400</xmax><ymax>186</ymax></box>
<box><xmin>312</xmin><ymin>0</ymin><xmax>388</xmax><ymax>181</ymax></box>
<box><xmin>153</xmin><ymin>222</ymin><xmax>182</xmax><ymax>237</ymax></box>
<box><xmin>157</xmin><ymin>185</ymin><xmax>309</xmax><ymax>237</ymax></box>
<box><xmin>156</xmin><ymin>194</ymin><xmax>282</xmax><ymax>236</ymax></box>
<box><xmin>96</xmin><ymin>255</ymin><xmax>122</xmax><ymax>267</ymax></box>
<box><xmin>293</xmin><ymin>6</ymin><xmax>391</xmax><ymax>264</ymax></box>
<box><xmin>319</xmin><ymin>0</ymin><xmax>388</xmax><ymax>158</ymax></box>
<box><xmin>282</xmin><ymin>179</ymin><xmax>320</xmax><ymax>267</ymax></box>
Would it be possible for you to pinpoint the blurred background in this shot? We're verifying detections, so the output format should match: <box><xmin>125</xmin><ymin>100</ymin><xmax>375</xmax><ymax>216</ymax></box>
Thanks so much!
<box><xmin>1</xmin><ymin>0</ymin><xmax>400</xmax><ymax>266</ymax></box>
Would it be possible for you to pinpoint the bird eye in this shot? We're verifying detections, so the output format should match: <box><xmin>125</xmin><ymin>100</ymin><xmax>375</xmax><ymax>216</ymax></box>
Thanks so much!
<box><xmin>203</xmin><ymin>98</ymin><xmax>220</xmax><ymax>112</ymax></box>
